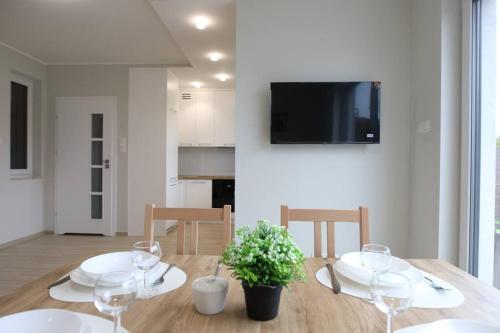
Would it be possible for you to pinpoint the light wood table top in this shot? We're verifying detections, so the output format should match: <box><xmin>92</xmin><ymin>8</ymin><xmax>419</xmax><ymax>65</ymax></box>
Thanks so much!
<box><xmin>1</xmin><ymin>256</ymin><xmax>500</xmax><ymax>332</ymax></box>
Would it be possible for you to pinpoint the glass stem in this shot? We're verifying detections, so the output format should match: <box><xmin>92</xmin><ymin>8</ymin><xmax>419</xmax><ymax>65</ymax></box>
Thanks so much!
<box><xmin>113</xmin><ymin>314</ymin><xmax>121</xmax><ymax>333</ymax></box>
<box><xmin>386</xmin><ymin>313</ymin><xmax>393</xmax><ymax>333</ymax></box>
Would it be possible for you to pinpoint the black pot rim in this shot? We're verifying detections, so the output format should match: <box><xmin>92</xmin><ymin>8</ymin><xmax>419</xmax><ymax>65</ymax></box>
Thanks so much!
<box><xmin>242</xmin><ymin>283</ymin><xmax>283</xmax><ymax>289</ymax></box>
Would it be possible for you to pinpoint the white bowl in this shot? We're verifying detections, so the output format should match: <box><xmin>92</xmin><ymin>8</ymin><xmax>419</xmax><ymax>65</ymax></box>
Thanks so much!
<box><xmin>337</xmin><ymin>252</ymin><xmax>423</xmax><ymax>286</ymax></box>
<box><xmin>80</xmin><ymin>252</ymin><xmax>134</xmax><ymax>280</ymax></box>
<box><xmin>0</xmin><ymin>309</ymin><xmax>83</xmax><ymax>333</ymax></box>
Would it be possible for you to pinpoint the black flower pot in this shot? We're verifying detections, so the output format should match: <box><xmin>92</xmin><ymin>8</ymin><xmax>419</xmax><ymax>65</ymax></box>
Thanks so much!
<box><xmin>242</xmin><ymin>283</ymin><xmax>283</xmax><ymax>321</ymax></box>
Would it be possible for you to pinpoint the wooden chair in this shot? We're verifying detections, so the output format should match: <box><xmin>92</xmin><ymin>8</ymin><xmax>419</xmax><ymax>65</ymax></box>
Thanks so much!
<box><xmin>280</xmin><ymin>205</ymin><xmax>369</xmax><ymax>258</ymax></box>
<box><xmin>144</xmin><ymin>204</ymin><xmax>232</xmax><ymax>255</ymax></box>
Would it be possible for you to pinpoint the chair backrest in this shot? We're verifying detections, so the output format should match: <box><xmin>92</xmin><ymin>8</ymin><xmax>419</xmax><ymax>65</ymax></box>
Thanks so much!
<box><xmin>280</xmin><ymin>205</ymin><xmax>369</xmax><ymax>258</ymax></box>
<box><xmin>144</xmin><ymin>204</ymin><xmax>232</xmax><ymax>255</ymax></box>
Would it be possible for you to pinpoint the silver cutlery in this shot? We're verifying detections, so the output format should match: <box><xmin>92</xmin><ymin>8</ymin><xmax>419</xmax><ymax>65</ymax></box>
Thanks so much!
<box><xmin>47</xmin><ymin>275</ymin><xmax>70</xmax><ymax>289</ymax></box>
<box><xmin>424</xmin><ymin>276</ymin><xmax>451</xmax><ymax>292</ymax></box>
<box><xmin>213</xmin><ymin>257</ymin><xmax>222</xmax><ymax>278</ymax></box>
<box><xmin>325</xmin><ymin>262</ymin><xmax>341</xmax><ymax>294</ymax></box>
<box><xmin>152</xmin><ymin>264</ymin><xmax>176</xmax><ymax>286</ymax></box>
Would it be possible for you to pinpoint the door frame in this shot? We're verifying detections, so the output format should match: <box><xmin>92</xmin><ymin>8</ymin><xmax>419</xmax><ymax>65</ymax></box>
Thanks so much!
<box><xmin>54</xmin><ymin>96</ymin><xmax>118</xmax><ymax>236</ymax></box>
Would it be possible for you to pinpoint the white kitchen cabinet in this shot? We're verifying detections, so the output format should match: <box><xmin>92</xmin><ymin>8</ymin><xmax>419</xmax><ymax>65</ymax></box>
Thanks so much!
<box><xmin>178</xmin><ymin>89</ymin><xmax>234</xmax><ymax>147</ymax></box>
<box><xmin>178</xmin><ymin>92</ymin><xmax>197</xmax><ymax>146</ymax></box>
<box><xmin>184</xmin><ymin>180</ymin><xmax>212</xmax><ymax>208</ymax></box>
<box><xmin>166</xmin><ymin>70</ymin><xmax>179</xmax><ymax>189</ymax></box>
<box><xmin>177</xmin><ymin>180</ymin><xmax>186</xmax><ymax>208</ymax></box>
<box><xmin>195</xmin><ymin>90</ymin><xmax>215</xmax><ymax>146</ymax></box>
<box><xmin>165</xmin><ymin>70</ymin><xmax>180</xmax><ymax>230</ymax></box>
<box><xmin>214</xmin><ymin>90</ymin><xmax>235</xmax><ymax>147</ymax></box>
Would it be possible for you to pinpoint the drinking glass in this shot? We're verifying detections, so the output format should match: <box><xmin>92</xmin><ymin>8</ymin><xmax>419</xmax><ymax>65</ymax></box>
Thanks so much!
<box><xmin>370</xmin><ymin>272</ymin><xmax>413</xmax><ymax>333</ymax></box>
<box><xmin>131</xmin><ymin>240</ymin><xmax>162</xmax><ymax>299</ymax></box>
<box><xmin>361</xmin><ymin>244</ymin><xmax>392</xmax><ymax>274</ymax></box>
<box><xmin>94</xmin><ymin>271</ymin><xmax>137</xmax><ymax>333</ymax></box>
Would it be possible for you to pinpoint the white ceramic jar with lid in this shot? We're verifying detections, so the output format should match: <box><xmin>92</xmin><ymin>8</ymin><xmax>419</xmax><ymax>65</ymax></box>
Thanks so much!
<box><xmin>192</xmin><ymin>276</ymin><xmax>228</xmax><ymax>315</ymax></box>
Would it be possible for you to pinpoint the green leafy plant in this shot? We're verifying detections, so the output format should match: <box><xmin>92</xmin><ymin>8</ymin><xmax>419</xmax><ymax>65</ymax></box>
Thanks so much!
<box><xmin>222</xmin><ymin>219</ymin><xmax>306</xmax><ymax>287</ymax></box>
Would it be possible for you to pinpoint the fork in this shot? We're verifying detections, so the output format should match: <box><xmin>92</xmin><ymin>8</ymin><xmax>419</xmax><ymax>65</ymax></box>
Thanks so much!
<box><xmin>424</xmin><ymin>276</ymin><xmax>452</xmax><ymax>292</ymax></box>
<box><xmin>152</xmin><ymin>264</ymin><xmax>176</xmax><ymax>286</ymax></box>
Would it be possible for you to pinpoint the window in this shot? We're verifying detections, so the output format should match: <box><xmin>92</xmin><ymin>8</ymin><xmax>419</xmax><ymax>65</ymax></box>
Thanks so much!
<box><xmin>10</xmin><ymin>74</ymin><xmax>33</xmax><ymax>178</ymax></box>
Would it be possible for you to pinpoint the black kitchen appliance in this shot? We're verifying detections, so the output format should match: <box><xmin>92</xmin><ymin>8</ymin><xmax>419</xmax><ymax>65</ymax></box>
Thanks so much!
<box><xmin>212</xmin><ymin>179</ymin><xmax>235</xmax><ymax>212</ymax></box>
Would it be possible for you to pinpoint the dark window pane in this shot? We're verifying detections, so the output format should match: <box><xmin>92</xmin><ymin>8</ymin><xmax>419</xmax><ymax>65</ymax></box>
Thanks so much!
<box><xmin>91</xmin><ymin>168</ymin><xmax>102</xmax><ymax>192</ymax></box>
<box><xmin>91</xmin><ymin>195</ymin><xmax>102</xmax><ymax>219</ymax></box>
<box><xmin>91</xmin><ymin>141</ymin><xmax>103</xmax><ymax>165</ymax></box>
<box><xmin>92</xmin><ymin>114</ymin><xmax>103</xmax><ymax>138</ymax></box>
<box><xmin>10</xmin><ymin>82</ymin><xmax>28</xmax><ymax>169</ymax></box>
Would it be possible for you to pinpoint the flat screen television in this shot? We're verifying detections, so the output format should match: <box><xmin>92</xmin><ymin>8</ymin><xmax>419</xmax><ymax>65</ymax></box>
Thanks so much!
<box><xmin>270</xmin><ymin>82</ymin><xmax>381</xmax><ymax>144</ymax></box>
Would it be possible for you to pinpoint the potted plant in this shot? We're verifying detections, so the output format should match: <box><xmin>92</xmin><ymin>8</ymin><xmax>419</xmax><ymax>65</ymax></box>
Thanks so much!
<box><xmin>222</xmin><ymin>220</ymin><xmax>305</xmax><ymax>321</ymax></box>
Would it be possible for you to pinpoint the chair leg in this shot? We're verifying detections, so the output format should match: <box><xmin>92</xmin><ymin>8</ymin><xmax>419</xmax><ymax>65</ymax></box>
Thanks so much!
<box><xmin>190</xmin><ymin>221</ymin><xmax>198</xmax><ymax>255</ymax></box>
<box><xmin>177</xmin><ymin>221</ymin><xmax>185</xmax><ymax>255</ymax></box>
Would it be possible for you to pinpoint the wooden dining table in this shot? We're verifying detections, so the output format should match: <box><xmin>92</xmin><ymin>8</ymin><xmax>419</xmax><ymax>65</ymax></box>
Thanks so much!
<box><xmin>1</xmin><ymin>255</ymin><xmax>500</xmax><ymax>332</ymax></box>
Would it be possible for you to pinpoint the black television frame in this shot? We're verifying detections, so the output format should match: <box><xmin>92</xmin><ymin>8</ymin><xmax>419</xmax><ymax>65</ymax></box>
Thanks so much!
<box><xmin>270</xmin><ymin>81</ymin><xmax>381</xmax><ymax>144</ymax></box>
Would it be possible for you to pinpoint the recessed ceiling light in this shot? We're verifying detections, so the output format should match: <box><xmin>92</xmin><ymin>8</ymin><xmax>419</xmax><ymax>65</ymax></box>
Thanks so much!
<box><xmin>193</xmin><ymin>16</ymin><xmax>210</xmax><ymax>30</ymax></box>
<box><xmin>215</xmin><ymin>73</ymin><xmax>230</xmax><ymax>82</ymax></box>
<box><xmin>208</xmin><ymin>52</ymin><xmax>222</xmax><ymax>62</ymax></box>
<box><xmin>191</xmin><ymin>81</ymin><xmax>203</xmax><ymax>88</ymax></box>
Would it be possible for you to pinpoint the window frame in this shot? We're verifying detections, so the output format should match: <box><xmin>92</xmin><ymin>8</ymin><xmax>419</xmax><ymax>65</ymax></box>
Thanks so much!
<box><xmin>10</xmin><ymin>73</ymin><xmax>33</xmax><ymax>179</ymax></box>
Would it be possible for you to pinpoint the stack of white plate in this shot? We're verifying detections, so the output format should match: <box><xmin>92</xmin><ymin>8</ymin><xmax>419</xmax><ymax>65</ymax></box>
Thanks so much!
<box><xmin>333</xmin><ymin>251</ymin><xmax>424</xmax><ymax>286</ymax></box>
<box><xmin>0</xmin><ymin>309</ymin><xmax>128</xmax><ymax>333</ymax></box>
<box><xmin>70</xmin><ymin>252</ymin><xmax>163</xmax><ymax>288</ymax></box>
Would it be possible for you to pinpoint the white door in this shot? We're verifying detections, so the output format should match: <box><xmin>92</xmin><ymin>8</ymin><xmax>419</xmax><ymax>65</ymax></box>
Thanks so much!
<box><xmin>55</xmin><ymin>97</ymin><xmax>116</xmax><ymax>235</ymax></box>
<box><xmin>214</xmin><ymin>90</ymin><xmax>235</xmax><ymax>147</ymax></box>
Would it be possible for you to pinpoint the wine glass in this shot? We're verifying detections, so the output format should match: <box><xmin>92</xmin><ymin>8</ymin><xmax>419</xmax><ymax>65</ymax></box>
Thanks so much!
<box><xmin>131</xmin><ymin>240</ymin><xmax>162</xmax><ymax>299</ymax></box>
<box><xmin>94</xmin><ymin>271</ymin><xmax>137</xmax><ymax>333</ymax></box>
<box><xmin>361</xmin><ymin>244</ymin><xmax>392</xmax><ymax>274</ymax></box>
<box><xmin>370</xmin><ymin>272</ymin><xmax>413</xmax><ymax>333</ymax></box>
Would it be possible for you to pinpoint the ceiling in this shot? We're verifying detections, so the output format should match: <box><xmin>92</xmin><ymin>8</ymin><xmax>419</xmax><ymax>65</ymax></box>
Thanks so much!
<box><xmin>0</xmin><ymin>0</ymin><xmax>189</xmax><ymax>65</ymax></box>
<box><xmin>0</xmin><ymin>0</ymin><xmax>235</xmax><ymax>88</ymax></box>
<box><xmin>150</xmin><ymin>0</ymin><xmax>235</xmax><ymax>88</ymax></box>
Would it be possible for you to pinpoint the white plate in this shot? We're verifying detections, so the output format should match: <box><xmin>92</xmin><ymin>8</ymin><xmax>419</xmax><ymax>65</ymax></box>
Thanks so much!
<box><xmin>71</xmin><ymin>261</ymin><xmax>165</xmax><ymax>288</ymax></box>
<box><xmin>77</xmin><ymin>313</ymin><xmax>130</xmax><ymax>333</ymax></box>
<box><xmin>80</xmin><ymin>252</ymin><xmax>134</xmax><ymax>280</ymax></box>
<box><xmin>396</xmin><ymin>319</ymin><xmax>500</xmax><ymax>333</ymax></box>
<box><xmin>336</xmin><ymin>252</ymin><xmax>423</xmax><ymax>286</ymax></box>
<box><xmin>0</xmin><ymin>309</ymin><xmax>87</xmax><ymax>333</ymax></box>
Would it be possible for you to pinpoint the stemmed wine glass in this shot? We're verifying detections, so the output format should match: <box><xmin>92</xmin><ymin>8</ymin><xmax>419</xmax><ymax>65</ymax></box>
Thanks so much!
<box><xmin>94</xmin><ymin>271</ymin><xmax>137</xmax><ymax>333</ymax></box>
<box><xmin>131</xmin><ymin>240</ymin><xmax>162</xmax><ymax>299</ymax></box>
<box><xmin>361</xmin><ymin>244</ymin><xmax>392</xmax><ymax>274</ymax></box>
<box><xmin>370</xmin><ymin>272</ymin><xmax>413</xmax><ymax>333</ymax></box>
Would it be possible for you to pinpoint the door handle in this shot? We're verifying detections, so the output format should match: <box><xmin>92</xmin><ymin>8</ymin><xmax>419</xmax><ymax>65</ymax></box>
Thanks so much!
<box><xmin>104</xmin><ymin>159</ymin><xmax>110</xmax><ymax>169</ymax></box>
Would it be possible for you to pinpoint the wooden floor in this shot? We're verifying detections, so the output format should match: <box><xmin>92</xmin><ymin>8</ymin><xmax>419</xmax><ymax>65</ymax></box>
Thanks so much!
<box><xmin>0</xmin><ymin>223</ymin><xmax>228</xmax><ymax>297</ymax></box>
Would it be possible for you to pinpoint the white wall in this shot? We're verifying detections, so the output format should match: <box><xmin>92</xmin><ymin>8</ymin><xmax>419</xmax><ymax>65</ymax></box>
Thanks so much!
<box><xmin>0</xmin><ymin>44</ymin><xmax>47</xmax><ymax>245</ymax></box>
<box><xmin>127</xmin><ymin>68</ymin><xmax>168</xmax><ymax>235</ymax></box>
<box><xmin>235</xmin><ymin>0</ymin><xmax>412</xmax><ymax>257</ymax></box>
<box><xmin>408</xmin><ymin>0</ymin><xmax>442</xmax><ymax>259</ymax></box>
<box><xmin>409</xmin><ymin>0</ymin><xmax>462</xmax><ymax>264</ymax></box>
<box><xmin>439</xmin><ymin>0</ymin><xmax>462</xmax><ymax>264</ymax></box>
<box><xmin>179</xmin><ymin>147</ymin><xmax>235</xmax><ymax>176</ymax></box>
<box><xmin>47</xmin><ymin>65</ymin><xmax>129</xmax><ymax>232</ymax></box>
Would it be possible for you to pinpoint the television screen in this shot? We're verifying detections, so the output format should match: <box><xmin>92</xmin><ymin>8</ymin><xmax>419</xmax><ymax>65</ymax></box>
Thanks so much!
<box><xmin>270</xmin><ymin>82</ymin><xmax>381</xmax><ymax>144</ymax></box>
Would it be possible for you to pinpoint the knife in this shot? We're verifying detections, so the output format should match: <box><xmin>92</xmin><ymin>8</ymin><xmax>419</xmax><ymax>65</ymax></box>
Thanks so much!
<box><xmin>325</xmin><ymin>263</ymin><xmax>341</xmax><ymax>294</ymax></box>
<box><xmin>47</xmin><ymin>275</ymin><xmax>70</xmax><ymax>289</ymax></box>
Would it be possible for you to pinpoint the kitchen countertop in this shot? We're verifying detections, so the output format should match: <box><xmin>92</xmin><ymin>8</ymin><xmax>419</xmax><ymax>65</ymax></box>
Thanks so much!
<box><xmin>178</xmin><ymin>175</ymin><xmax>235</xmax><ymax>180</ymax></box>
